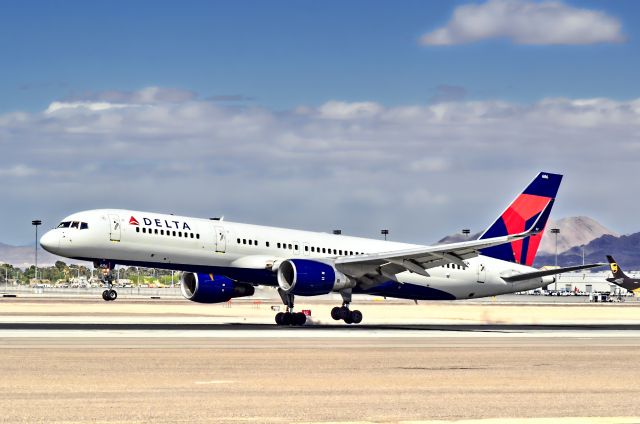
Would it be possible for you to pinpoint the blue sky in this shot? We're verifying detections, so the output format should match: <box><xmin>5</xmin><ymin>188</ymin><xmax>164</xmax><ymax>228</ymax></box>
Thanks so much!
<box><xmin>1</xmin><ymin>0</ymin><xmax>638</xmax><ymax>113</ymax></box>
<box><xmin>1</xmin><ymin>0</ymin><xmax>639</xmax><ymax>248</ymax></box>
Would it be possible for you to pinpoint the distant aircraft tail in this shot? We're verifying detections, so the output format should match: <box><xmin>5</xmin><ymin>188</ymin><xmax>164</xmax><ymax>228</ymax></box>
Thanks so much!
<box><xmin>479</xmin><ymin>172</ymin><xmax>562</xmax><ymax>266</ymax></box>
<box><xmin>607</xmin><ymin>255</ymin><xmax>628</xmax><ymax>279</ymax></box>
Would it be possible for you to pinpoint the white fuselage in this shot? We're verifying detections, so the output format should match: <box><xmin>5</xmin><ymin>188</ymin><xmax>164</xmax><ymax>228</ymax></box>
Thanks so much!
<box><xmin>40</xmin><ymin>209</ymin><xmax>550</xmax><ymax>300</ymax></box>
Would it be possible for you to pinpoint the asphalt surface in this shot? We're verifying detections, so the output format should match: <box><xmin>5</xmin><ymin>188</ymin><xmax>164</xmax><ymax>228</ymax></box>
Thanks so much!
<box><xmin>1</xmin><ymin>335</ymin><xmax>640</xmax><ymax>423</ymax></box>
<box><xmin>1</xmin><ymin>298</ymin><xmax>640</xmax><ymax>423</ymax></box>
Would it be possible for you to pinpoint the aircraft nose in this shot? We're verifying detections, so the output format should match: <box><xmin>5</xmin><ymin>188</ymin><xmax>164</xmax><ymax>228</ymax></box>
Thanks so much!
<box><xmin>40</xmin><ymin>230</ymin><xmax>59</xmax><ymax>253</ymax></box>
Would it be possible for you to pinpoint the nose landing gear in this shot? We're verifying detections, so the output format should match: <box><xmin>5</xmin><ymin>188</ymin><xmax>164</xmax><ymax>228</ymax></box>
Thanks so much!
<box><xmin>96</xmin><ymin>261</ymin><xmax>117</xmax><ymax>302</ymax></box>
<box><xmin>101</xmin><ymin>289</ymin><xmax>117</xmax><ymax>301</ymax></box>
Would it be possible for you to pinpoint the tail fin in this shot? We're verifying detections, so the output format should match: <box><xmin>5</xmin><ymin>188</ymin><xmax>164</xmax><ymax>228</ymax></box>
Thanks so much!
<box><xmin>479</xmin><ymin>172</ymin><xmax>562</xmax><ymax>266</ymax></box>
<box><xmin>607</xmin><ymin>255</ymin><xmax>628</xmax><ymax>279</ymax></box>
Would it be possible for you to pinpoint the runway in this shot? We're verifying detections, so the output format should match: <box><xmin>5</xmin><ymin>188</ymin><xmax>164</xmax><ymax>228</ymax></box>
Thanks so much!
<box><xmin>1</xmin><ymin>298</ymin><xmax>640</xmax><ymax>422</ymax></box>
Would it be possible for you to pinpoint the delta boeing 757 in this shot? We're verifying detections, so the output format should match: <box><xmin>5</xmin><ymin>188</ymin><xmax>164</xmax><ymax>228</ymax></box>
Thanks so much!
<box><xmin>40</xmin><ymin>172</ymin><xmax>602</xmax><ymax>325</ymax></box>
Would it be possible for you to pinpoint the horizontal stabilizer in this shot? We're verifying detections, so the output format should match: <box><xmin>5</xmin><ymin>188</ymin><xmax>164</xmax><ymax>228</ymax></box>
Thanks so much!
<box><xmin>501</xmin><ymin>263</ymin><xmax>606</xmax><ymax>283</ymax></box>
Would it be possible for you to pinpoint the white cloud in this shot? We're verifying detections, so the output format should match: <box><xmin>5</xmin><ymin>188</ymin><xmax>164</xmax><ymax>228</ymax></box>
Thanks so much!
<box><xmin>1</xmin><ymin>87</ymin><xmax>640</xmax><ymax>245</ymax></box>
<box><xmin>45</xmin><ymin>101</ymin><xmax>134</xmax><ymax>114</ymax></box>
<box><xmin>420</xmin><ymin>0</ymin><xmax>624</xmax><ymax>46</ymax></box>
<box><xmin>0</xmin><ymin>164</ymin><xmax>38</xmax><ymax>177</ymax></box>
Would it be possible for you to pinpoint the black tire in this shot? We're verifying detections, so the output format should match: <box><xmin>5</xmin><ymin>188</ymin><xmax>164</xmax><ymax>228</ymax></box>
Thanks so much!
<box><xmin>351</xmin><ymin>310</ymin><xmax>363</xmax><ymax>324</ymax></box>
<box><xmin>275</xmin><ymin>312</ymin><xmax>284</xmax><ymax>325</ymax></box>
<box><xmin>281</xmin><ymin>312</ymin><xmax>292</xmax><ymax>326</ymax></box>
<box><xmin>331</xmin><ymin>306</ymin><xmax>342</xmax><ymax>320</ymax></box>
<box><xmin>344</xmin><ymin>313</ymin><xmax>354</xmax><ymax>324</ymax></box>
<box><xmin>102</xmin><ymin>290</ymin><xmax>109</xmax><ymax>301</ymax></box>
<box><xmin>295</xmin><ymin>312</ymin><xmax>307</xmax><ymax>326</ymax></box>
<box><xmin>339</xmin><ymin>306</ymin><xmax>350</xmax><ymax>320</ymax></box>
<box><xmin>108</xmin><ymin>290</ymin><xmax>117</xmax><ymax>301</ymax></box>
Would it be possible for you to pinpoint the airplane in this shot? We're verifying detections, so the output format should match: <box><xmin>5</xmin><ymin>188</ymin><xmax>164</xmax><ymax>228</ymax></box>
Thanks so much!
<box><xmin>40</xmin><ymin>171</ymin><xmax>604</xmax><ymax>325</ymax></box>
<box><xmin>606</xmin><ymin>255</ymin><xmax>640</xmax><ymax>294</ymax></box>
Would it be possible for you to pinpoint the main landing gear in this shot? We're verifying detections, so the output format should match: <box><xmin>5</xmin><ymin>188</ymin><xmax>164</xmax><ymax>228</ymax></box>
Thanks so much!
<box><xmin>275</xmin><ymin>288</ymin><xmax>306</xmax><ymax>326</ymax></box>
<box><xmin>97</xmin><ymin>262</ymin><xmax>117</xmax><ymax>302</ymax></box>
<box><xmin>331</xmin><ymin>290</ymin><xmax>362</xmax><ymax>324</ymax></box>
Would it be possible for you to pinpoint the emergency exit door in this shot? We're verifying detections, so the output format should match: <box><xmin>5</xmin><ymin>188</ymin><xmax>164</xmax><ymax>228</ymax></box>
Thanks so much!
<box><xmin>477</xmin><ymin>263</ymin><xmax>486</xmax><ymax>283</ymax></box>
<box><xmin>215</xmin><ymin>227</ymin><xmax>226</xmax><ymax>253</ymax></box>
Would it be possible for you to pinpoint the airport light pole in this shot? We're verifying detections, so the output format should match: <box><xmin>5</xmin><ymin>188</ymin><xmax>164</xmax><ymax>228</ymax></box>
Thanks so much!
<box><xmin>31</xmin><ymin>220</ymin><xmax>41</xmax><ymax>281</ymax></box>
<box><xmin>550</xmin><ymin>228</ymin><xmax>560</xmax><ymax>291</ymax></box>
<box><xmin>550</xmin><ymin>228</ymin><xmax>560</xmax><ymax>266</ymax></box>
<box><xmin>381</xmin><ymin>229</ymin><xmax>389</xmax><ymax>241</ymax></box>
<box><xmin>333</xmin><ymin>230</ymin><xmax>342</xmax><ymax>235</ymax></box>
<box><xmin>462</xmin><ymin>229</ymin><xmax>471</xmax><ymax>238</ymax></box>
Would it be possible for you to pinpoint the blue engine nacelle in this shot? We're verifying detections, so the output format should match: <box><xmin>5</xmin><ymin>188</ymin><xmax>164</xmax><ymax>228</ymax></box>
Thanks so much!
<box><xmin>180</xmin><ymin>272</ymin><xmax>255</xmax><ymax>303</ymax></box>
<box><xmin>276</xmin><ymin>259</ymin><xmax>354</xmax><ymax>296</ymax></box>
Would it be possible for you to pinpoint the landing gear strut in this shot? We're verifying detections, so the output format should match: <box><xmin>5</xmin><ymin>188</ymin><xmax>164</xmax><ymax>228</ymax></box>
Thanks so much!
<box><xmin>96</xmin><ymin>261</ymin><xmax>117</xmax><ymax>302</ymax></box>
<box><xmin>331</xmin><ymin>290</ymin><xmax>362</xmax><ymax>324</ymax></box>
<box><xmin>275</xmin><ymin>288</ymin><xmax>306</xmax><ymax>326</ymax></box>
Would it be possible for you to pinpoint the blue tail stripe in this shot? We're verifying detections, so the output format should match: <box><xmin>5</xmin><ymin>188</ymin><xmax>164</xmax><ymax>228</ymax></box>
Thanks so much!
<box><xmin>523</xmin><ymin>172</ymin><xmax>563</xmax><ymax>198</ymax></box>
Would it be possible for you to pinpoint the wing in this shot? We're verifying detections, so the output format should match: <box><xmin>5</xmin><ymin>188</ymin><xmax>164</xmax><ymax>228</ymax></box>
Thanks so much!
<box><xmin>335</xmin><ymin>202</ymin><xmax>550</xmax><ymax>288</ymax></box>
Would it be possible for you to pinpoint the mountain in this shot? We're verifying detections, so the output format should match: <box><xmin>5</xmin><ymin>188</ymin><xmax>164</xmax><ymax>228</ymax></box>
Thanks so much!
<box><xmin>537</xmin><ymin>216</ymin><xmax>618</xmax><ymax>255</ymax></box>
<box><xmin>535</xmin><ymin>232</ymin><xmax>640</xmax><ymax>270</ymax></box>
<box><xmin>0</xmin><ymin>243</ymin><xmax>82</xmax><ymax>268</ymax></box>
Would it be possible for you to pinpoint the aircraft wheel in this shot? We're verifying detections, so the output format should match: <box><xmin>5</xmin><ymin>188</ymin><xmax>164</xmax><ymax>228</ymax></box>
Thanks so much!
<box><xmin>275</xmin><ymin>312</ymin><xmax>284</xmax><ymax>325</ymax></box>
<box><xmin>294</xmin><ymin>312</ymin><xmax>307</xmax><ymax>326</ymax></box>
<box><xmin>344</xmin><ymin>313</ymin><xmax>354</xmax><ymax>324</ymax></box>
<box><xmin>108</xmin><ymin>290</ymin><xmax>118</xmax><ymax>301</ymax></box>
<box><xmin>281</xmin><ymin>312</ymin><xmax>292</xmax><ymax>326</ymax></box>
<box><xmin>331</xmin><ymin>306</ymin><xmax>342</xmax><ymax>320</ymax></box>
<box><xmin>338</xmin><ymin>306</ymin><xmax>351</xmax><ymax>320</ymax></box>
<box><xmin>350</xmin><ymin>310</ymin><xmax>363</xmax><ymax>324</ymax></box>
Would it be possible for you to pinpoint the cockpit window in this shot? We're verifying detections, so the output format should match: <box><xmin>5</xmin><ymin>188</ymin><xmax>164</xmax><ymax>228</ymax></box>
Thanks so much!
<box><xmin>70</xmin><ymin>221</ymin><xmax>79</xmax><ymax>229</ymax></box>
<box><xmin>80</xmin><ymin>222</ymin><xmax>89</xmax><ymax>230</ymax></box>
<box><xmin>57</xmin><ymin>222</ymin><xmax>71</xmax><ymax>228</ymax></box>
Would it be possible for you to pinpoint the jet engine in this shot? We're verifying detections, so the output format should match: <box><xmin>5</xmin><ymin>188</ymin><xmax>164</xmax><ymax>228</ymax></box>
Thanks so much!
<box><xmin>277</xmin><ymin>259</ymin><xmax>355</xmax><ymax>296</ymax></box>
<box><xmin>181</xmin><ymin>272</ymin><xmax>255</xmax><ymax>303</ymax></box>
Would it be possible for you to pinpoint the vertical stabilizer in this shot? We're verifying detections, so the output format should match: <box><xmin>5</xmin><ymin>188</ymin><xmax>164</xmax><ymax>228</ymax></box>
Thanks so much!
<box><xmin>479</xmin><ymin>172</ymin><xmax>562</xmax><ymax>266</ymax></box>
<box><xmin>607</xmin><ymin>255</ymin><xmax>629</xmax><ymax>279</ymax></box>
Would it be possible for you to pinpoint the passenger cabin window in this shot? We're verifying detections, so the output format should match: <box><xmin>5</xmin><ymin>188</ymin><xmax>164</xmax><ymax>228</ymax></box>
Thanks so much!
<box><xmin>196</xmin><ymin>234</ymin><xmax>200</xmax><ymax>239</ymax></box>
<box><xmin>237</xmin><ymin>238</ymin><xmax>241</xmax><ymax>244</ymax></box>
<box><xmin>266</xmin><ymin>241</ymin><xmax>269</xmax><ymax>247</ymax></box>
<box><xmin>277</xmin><ymin>242</ymin><xmax>281</xmax><ymax>248</ymax></box>
<box><xmin>136</xmin><ymin>227</ymin><xmax>140</xmax><ymax>233</ymax></box>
